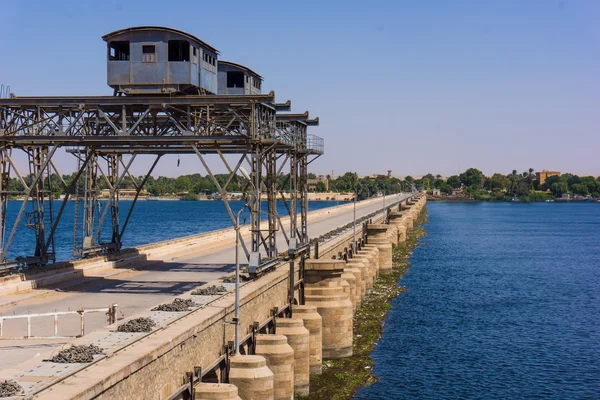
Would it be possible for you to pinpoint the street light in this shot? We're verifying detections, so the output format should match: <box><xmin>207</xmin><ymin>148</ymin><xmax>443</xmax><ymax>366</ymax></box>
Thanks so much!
<box><xmin>353</xmin><ymin>182</ymin><xmax>368</xmax><ymax>251</ymax></box>
<box><xmin>234</xmin><ymin>204</ymin><xmax>247</xmax><ymax>355</ymax></box>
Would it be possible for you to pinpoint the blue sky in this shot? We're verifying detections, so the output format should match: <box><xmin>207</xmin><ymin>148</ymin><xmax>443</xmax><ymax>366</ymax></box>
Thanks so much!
<box><xmin>1</xmin><ymin>0</ymin><xmax>598</xmax><ymax>178</ymax></box>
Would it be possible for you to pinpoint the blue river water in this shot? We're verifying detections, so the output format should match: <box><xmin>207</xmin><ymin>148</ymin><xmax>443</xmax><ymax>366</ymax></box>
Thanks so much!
<box><xmin>2</xmin><ymin>200</ymin><xmax>341</xmax><ymax>262</ymax></box>
<box><xmin>355</xmin><ymin>202</ymin><xmax>600</xmax><ymax>400</ymax></box>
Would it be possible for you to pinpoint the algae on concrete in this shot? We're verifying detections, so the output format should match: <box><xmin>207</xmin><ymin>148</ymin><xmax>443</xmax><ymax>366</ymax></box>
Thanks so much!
<box><xmin>305</xmin><ymin>208</ymin><xmax>428</xmax><ymax>400</ymax></box>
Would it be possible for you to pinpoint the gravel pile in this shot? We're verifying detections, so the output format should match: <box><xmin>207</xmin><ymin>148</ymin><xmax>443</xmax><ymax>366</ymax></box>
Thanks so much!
<box><xmin>152</xmin><ymin>298</ymin><xmax>196</xmax><ymax>312</ymax></box>
<box><xmin>51</xmin><ymin>344</ymin><xmax>104</xmax><ymax>363</ymax></box>
<box><xmin>0</xmin><ymin>380</ymin><xmax>23</xmax><ymax>397</ymax></box>
<box><xmin>117</xmin><ymin>317</ymin><xmax>156</xmax><ymax>333</ymax></box>
<box><xmin>222</xmin><ymin>275</ymin><xmax>249</xmax><ymax>283</ymax></box>
<box><xmin>191</xmin><ymin>285</ymin><xmax>228</xmax><ymax>295</ymax></box>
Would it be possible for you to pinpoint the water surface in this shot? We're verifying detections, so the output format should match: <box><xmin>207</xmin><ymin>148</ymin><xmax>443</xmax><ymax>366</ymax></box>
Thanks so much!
<box><xmin>3</xmin><ymin>200</ymin><xmax>340</xmax><ymax>262</ymax></box>
<box><xmin>356</xmin><ymin>202</ymin><xmax>600</xmax><ymax>399</ymax></box>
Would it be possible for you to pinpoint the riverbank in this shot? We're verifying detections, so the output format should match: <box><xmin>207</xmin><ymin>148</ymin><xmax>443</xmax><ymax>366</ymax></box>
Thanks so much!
<box><xmin>306</xmin><ymin>208</ymin><xmax>428</xmax><ymax>400</ymax></box>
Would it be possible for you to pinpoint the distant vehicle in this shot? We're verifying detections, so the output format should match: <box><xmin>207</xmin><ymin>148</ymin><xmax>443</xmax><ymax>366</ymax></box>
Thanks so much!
<box><xmin>545</xmin><ymin>199</ymin><xmax>554</xmax><ymax>202</ymax></box>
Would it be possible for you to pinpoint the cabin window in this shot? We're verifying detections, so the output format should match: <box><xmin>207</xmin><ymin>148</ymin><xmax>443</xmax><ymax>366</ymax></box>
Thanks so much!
<box><xmin>108</xmin><ymin>41</ymin><xmax>129</xmax><ymax>61</ymax></box>
<box><xmin>227</xmin><ymin>71</ymin><xmax>245</xmax><ymax>88</ymax></box>
<box><xmin>168</xmin><ymin>40</ymin><xmax>190</xmax><ymax>62</ymax></box>
<box><xmin>142</xmin><ymin>45</ymin><xmax>156</xmax><ymax>63</ymax></box>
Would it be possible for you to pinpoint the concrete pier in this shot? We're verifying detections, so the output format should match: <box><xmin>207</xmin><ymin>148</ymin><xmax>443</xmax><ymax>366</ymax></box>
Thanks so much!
<box><xmin>346</xmin><ymin>257</ymin><xmax>368</xmax><ymax>299</ymax></box>
<box><xmin>366</xmin><ymin>224</ymin><xmax>394</xmax><ymax>272</ymax></box>
<box><xmin>291</xmin><ymin>305</ymin><xmax>323</xmax><ymax>375</ymax></box>
<box><xmin>276</xmin><ymin>319</ymin><xmax>310</xmax><ymax>395</ymax></box>
<box><xmin>254</xmin><ymin>335</ymin><xmax>295</xmax><ymax>400</ymax></box>
<box><xmin>345</xmin><ymin>263</ymin><xmax>363</xmax><ymax>302</ymax></box>
<box><xmin>352</xmin><ymin>251</ymin><xmax>374</xmax><ymax>289</ymax></box>
<box><xmin>362</xmin><ymin>244</ymin><xmax>381</xmax><ymax>277</ymax></box>
<box><xmin>341</xmin><ymin>268</ymin><xmax>358</xmax><ymax>310</ymax></box>
<box><xmin>228</xmin><ymin>355</ymin><xmax>274</xmax><ymax>400</ymax></box>
<box><xmin>388</xmin><ymin>211</ymin><xmax>408</xmax><ymax>242</ymax></box>
<box><xmin>195</xmin><ymin>383</ymin><xmax>242</xmax><ymax>400</ymax></box>
<box><xmin>304</xmin><ymin>259</ymin><xmax>354</xmax><ymax>359</ymax></box>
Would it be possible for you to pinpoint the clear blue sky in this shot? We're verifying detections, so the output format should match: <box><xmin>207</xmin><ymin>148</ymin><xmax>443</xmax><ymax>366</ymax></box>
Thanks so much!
<box><xmin>1</xmin><ymin>0</ymin><xmax>598</xmax><ymax>178</ymax></box>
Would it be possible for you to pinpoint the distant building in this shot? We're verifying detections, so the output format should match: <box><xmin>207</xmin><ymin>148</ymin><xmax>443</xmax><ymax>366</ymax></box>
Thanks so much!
<box><xmin>100</xmin><ymin>188</ymin><xmax>148</xmax><ymax>198</ymax></box>
<box><xmin>307</xmin><ymin>175</ymin><xmax>328</xmax><ymax>192</ymax></box>
<box><xmin>536</xmin><ymin>170</ymin><xmax>560</xmax><ymax>186</ymax></box>
<box><xmin>387</xmin><ymin>170</ymin><xmax>392</xmax><ymax>178</ymax></box>
<box><xmin>432</xmin><ymin>189</ymin><xmax>441</xmax><ymax>196</ymax></box>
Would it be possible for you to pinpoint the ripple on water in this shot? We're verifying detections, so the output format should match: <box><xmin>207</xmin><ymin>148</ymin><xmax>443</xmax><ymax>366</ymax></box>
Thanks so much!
<box><xmin>355</xmin><ymin>203</ymin><xmax>600</xmax><ymax>400</ymax></box>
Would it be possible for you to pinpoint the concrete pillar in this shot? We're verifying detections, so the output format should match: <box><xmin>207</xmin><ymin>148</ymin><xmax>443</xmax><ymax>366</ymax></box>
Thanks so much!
<box><xmin>352</xmin><ymin>249</ymin><xmax>379</xmax><ymax>290</ymax></box>
<box><xmin>276</xmin><ymin>318</ymin><xmax>310</xmax><ymax>396</ymax></box>
<box><xmin>362</xmin><ymin>244</ymin><xmax>381</xmax><ymax>274</ymax></box>
<box><xmin>341</xmin><ymin>268</ymin><xmax>357</xmax><ymax>310</ymax></box>
<box><xmin>304</xmin><ymin>259</ymin><xmax>353</xmax><ymax>359</ymax></box>
<box><xmin>366</xmin><ymin>224</ymin><xmax>393</xmax><ymax>272</ymax></box>
<box><xmin>402</xmin><ymin>214</ymin><xmax>414</xmax><ymax>230</ymax></box>
<box><xmin>292</xmin><ymin>305</ymin><xmax>323</xmax><ymax>375</ymax></box>
<box><xmin>388</xmin><ymin>211</ymin><xmax>407</xmax><ymax>243</ymax></box>
<box><xmin>345</xmin><ymin>262</ymin><xmax>363</xmax><ymax>302</ymax></box>
<box><xmin>195</xmin><ymin>383</ymin><xmax>242</xmax><ymax>400</ymax></box>
<box><xmin>346</xmin><ymin>257</ymin><xmax>367</xmax><ymax>299</ymax></box>
<box><xmin>228</xmin><ymin>355</ymin><xmax>274</xmax><ymax>400</ymax></box>
<box><xmin>254</xmin><ymin>334</ymin><xmax>294</xmax><ymax>400</ymax></box>
<box><xmin>387</xmin><ymin>224</ymin><xmax>399</xmax><ymax>245</ymax></box>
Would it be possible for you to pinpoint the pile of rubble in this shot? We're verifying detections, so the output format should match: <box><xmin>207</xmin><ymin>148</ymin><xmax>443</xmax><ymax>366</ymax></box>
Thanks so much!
<box><xmin>152</xmin><ymin>298</ymin><xmax>196</xmax><ymax>312</ymax></box>
<box><xmin>191</xmin><ymin>285</ymin><xmax>228</xmax><ymax>296</ymax></box>
<box><xmin>51</xmin><ymin>344</ymin><xmax>104</xmax><ymax>363</ymax></box>
<box><xmin>117</xmin><ymin>317</ymin><xmax>157</xmax><ymax>333</ymax></box>
<box><xmin>0</xmin><ymin>381</ymin><xmax>23</xmax><ymax>397</ymax></box>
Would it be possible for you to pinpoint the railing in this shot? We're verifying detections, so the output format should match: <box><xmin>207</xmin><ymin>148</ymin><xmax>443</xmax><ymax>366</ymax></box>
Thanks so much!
<box><xmin>305</xmin><ymin>134</ymin><xmax>324</xmax><ymax>154</ymax></box>
<box><xmin>0</xmin><ymin>304</ymin><xmax>119</xmax><ymax>339</ymax></box>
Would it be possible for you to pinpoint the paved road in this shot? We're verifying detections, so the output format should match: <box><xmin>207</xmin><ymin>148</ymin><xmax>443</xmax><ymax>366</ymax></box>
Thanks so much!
<box><xmin>0</xmin><ymin>194</ymin><xmax>409</xmax><ymax>370</ymax></box>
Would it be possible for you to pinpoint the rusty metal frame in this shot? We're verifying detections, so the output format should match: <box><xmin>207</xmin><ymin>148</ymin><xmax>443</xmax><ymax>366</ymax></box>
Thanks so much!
<box><xmin>0</xmin><ymin>95</ymin><xmax>322</xmax><ymax>270</ymax></box>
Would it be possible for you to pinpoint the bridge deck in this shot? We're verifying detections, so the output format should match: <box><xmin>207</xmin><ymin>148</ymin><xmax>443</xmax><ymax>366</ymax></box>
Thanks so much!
<box><xmin>0</xmin><ymin>194</ymin><xmax>408</xmax><ymax>374</ymax></box>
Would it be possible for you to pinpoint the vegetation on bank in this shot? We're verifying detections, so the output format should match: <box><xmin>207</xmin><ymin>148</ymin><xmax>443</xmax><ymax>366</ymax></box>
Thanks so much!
<box><xmin>306</xmin><ymin>210</ymin><xmax>428</xmax><ymax>400</ymax></box>
<box><xmin>323</xmin><ymin>169</ymin><xmax>600</xmax><ymax>202</ymax></box>
<box><xmin>5</xmin><ymin>168</ymin><xmax>597</xmax><ymax>202</ymax></box>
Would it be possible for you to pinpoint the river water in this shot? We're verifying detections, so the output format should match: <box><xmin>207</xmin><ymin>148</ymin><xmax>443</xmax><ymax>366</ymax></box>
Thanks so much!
<box><xmin>2</xmin><ymin>200</ymin><xmax>340</xmax><ymax>262</ymax></box>
<box><xmin>355</xmin><ymin>202</ymin><xmax>600</xmax><ymax>399</ymax></box>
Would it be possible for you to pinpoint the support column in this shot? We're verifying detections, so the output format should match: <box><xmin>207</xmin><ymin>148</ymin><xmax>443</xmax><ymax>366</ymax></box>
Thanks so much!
<box><xmin>228</xmin><ymin>355</ymin><xmax>274</xmax><ymax>400</ymax></box>
<box><xmin>276</xmin><ymin>318</ymin><xmax>310</xmax><ymax>396</ymax></box>
<box><xmin>291</xmin><ymin>305</ymin><xmax>323</xmax><ymax>375</ymax></box>
<box><xmin>195</xmin><ymin>383</ymin><xmax>242</xmax><ymax>400</ymax></box>
<box><xmin>388</xmin><ymin>211</ymin><xmax>407</xmax><ymax>243</ymax></box>
<box><xmin>366</xmin><ymin>224</ymin><xmax>393</xmax><ymax>272</ymax></box>
<box><xmin>341</xmin><ymin>267</ymin><xmax>357</xmax><ymax>310</ymax></box>
<box><xmin>345</xmin><ymin>263</ymin><xmax>363</xmax><ymax>303</ymax></box>
<box><xmin>346</xmin><ymin>257</ymin><xmax>367</xmax><ymax>300</ymax></box>
<box><xmin>304</xmin><ymin>259</ymin><xmax>353</xmax><ymax>359</ymax></box>
<box><xmin>255</xmin><ymin>335</ymin><xmax>295</xmax><ymax>400</ymax></box>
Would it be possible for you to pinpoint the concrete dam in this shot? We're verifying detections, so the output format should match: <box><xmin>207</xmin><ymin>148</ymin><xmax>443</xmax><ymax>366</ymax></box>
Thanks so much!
<box><xmin>0</xmin><ymin>194</ymin><xmax>426</xmax><ymax>399</ymax></box>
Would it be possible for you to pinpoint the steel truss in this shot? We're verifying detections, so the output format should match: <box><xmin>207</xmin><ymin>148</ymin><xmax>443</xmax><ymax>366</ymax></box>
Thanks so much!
<box><xmin>0</xmin><ymin>94</ymin><xmax>323</xmax><ymax>269</ymax></box>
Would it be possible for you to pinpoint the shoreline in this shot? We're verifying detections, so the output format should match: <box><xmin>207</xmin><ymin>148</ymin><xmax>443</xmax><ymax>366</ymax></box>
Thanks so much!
<box><xmin>307</xmin><ymin>208</ymin><xmax>428</xmax><ymax>399</ymax></box>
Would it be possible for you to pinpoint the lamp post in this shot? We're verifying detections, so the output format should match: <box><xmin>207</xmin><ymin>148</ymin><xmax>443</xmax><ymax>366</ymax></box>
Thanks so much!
<box><xmin>353</xmin><ymin>183</ymin><xmax>368</xmax><ymax>251</ymax></box>
<box><xmin>234</xmin><ymin>205</ymin><xmax>246</xmax><ymax>355</ymax></box>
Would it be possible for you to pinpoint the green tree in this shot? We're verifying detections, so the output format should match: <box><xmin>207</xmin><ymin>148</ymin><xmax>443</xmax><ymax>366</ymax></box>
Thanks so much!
<box><xmin>315</xmin><ymin>181</ymin><xmax>327</xmax><ymax>192</ymax></box>
<box><xmin>447</xmin><ymin>175</ymin><xmax>461</xmax><ymax>188</ymax></box>
<box><xmin>550</xmin><ymin>181</ymin><xmax>569</xmax><ymax>197</ymax></box>
<box><xmin>459</xmin><ymin>168</ymin><xmax>485</xmax><ymax>189</ymax></box>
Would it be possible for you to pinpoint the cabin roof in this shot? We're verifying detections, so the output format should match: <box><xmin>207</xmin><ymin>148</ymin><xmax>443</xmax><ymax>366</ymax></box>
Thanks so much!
<box><xmin>102</xmin><ymin>26</ymin><xmax>219</xmax><ymax>54</ymax></box>
<box><xmin>218</xmin><ymin>60</ymin><xmax>263</xmax><ymax>80</ymax></box>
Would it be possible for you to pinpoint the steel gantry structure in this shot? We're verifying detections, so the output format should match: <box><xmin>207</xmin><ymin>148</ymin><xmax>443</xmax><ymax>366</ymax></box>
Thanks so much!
<box><xmin>0</xmin><ymin>92</ymin><xmax>323</xmax><ymax>270</ymax></box>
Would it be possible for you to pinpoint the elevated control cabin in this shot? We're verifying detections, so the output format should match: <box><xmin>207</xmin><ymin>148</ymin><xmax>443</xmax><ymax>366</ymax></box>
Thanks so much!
<box><xmin>103</xmin><ymin>26</ymin><xmax>219</xmax><ymax>95</ymax></box>
<box><xmin>217</xmin><ymin>61</ymin><xmax>262</xmax><ymax>95</ymax></box>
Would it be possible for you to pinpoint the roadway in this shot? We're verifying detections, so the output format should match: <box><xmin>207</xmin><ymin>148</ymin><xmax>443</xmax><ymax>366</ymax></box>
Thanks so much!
<box><xmin>0</xmin><ymin>194</ymin><xmax>409</xmax><ymax>371</ymax></box>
